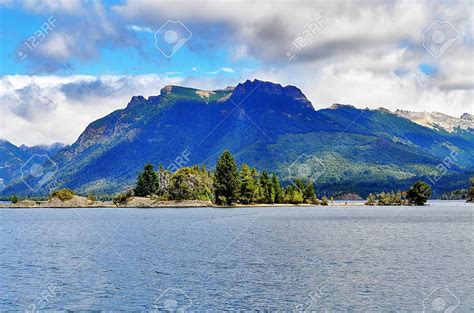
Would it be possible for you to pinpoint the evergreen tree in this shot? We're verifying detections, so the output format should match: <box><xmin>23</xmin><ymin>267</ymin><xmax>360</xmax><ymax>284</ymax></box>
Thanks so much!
<box><xmin>406</xmin><ymin>181</ymin><xmax>432</xmax><ymax>205</ymax></box>
<box><xmin>10</xmin><ymin>195</ymin><xmax>19</xmax><ymax>204</ymax></box>
<box><xmin>303</xmin><ymin>181</ymin><xmax>317</xmax><ymax>204</ymax></box>
<box><xmin>272</xmin><ymin>174</ymin><xmax>284</xmax><ymax>204</ymax></box>
<box><xmin>239</xmin><ymin>163</ymin><xmax>257</xmax><ymax>204</ymax></box>
<box><xmin>169</xmin><ymin>167</ymin><xmax>213</xmax><ymax>201</ymax></box>
<box><xmin>134</xmin><ymin>162</ymin><xmax>158</xmax><ymax>197</ymax></box>
<box><xmin>284</xmin><ymin>185</ymin><xmax>304</xmax><ymax>204</ymax></box>
<box><xmin>251</xmin><ymin>167</ymin><xmax>262</xmax><ymax>203</ymax></box>
<box><xmin>156</xmin><ymin>164</ymin><xmax>172</xmax><ymax>199</ymax></box>
<box><xmin>321</xmin><ymin>196</ymin><xmax>329</xmax><ymax>206</ymax></box>
<box><xmin>366</xmin><ymin>193</ymin><xmax>376</xmax><ymax>205</ymax></box>
<box><xmin>468</xmin><ymin>177</ymin><xmax>474</xmax><ymax>203</ymax></box>
<box><xmin>294</xmin><ymin>179</ymin><xmax>305</xmax><ymax>192</ymax></box>
<box><xmin>214</xmin><ymin>150</ymin><xmax>240</xmax><ymax>205</ymax></box>
<box><xmin>260</xmin><ymin>171</ymin><xmax>274</xmax><ymax>203</ymax></box>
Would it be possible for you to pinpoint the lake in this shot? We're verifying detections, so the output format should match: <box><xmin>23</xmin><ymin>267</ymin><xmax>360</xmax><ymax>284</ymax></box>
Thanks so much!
<box><xmin>1</xmin><ymin>201</ymin><xmax>472</xmax><ymax>311</ymax></box>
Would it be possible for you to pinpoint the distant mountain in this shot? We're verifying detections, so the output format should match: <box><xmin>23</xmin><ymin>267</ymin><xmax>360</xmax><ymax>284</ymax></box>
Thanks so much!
<box><xmin>18</xmin><ymin>143</ymin><xmax>65</xmax><ymax>156</ymax></box>
<box><xmin>0</xmin><ymin>140</ymin><xmax>65</xmax><ymax>187</ymax></box>
<box><xmin>2</xmin><ymin>79</ymin><xmax>473</xmax><ymax>197</ymax></box>
<box><xmin>395</xmin><ymin>110</ymin><xmax>474</xmax><ymax>133</ymax></box>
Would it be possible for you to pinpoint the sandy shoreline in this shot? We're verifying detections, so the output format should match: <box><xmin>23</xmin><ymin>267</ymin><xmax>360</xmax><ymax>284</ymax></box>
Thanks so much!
<box><xmin>0</xmin><ymin>196</ymin><xmax>367</xmax><ymax>209</ymax></box>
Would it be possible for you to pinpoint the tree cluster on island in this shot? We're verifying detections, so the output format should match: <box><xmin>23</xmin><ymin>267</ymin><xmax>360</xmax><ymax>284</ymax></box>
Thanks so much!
<box><xmin>365</xmin><ymin>181</ymin><xmax>432</xmax><ymax>206</ymax></box>
<box><xmin>9</xmin><ymin>152</ymin><xmax>469</xmax><ymax>207</ymax></box>
<box><xmin>468</xmin><ymin>177</ymin><xmax>474</xmax><ymax>203</ymax></box>
<box><xmin>124</xmin><ymin>150</ymin><xmax>325</xmax><ymax>206</ymax></box>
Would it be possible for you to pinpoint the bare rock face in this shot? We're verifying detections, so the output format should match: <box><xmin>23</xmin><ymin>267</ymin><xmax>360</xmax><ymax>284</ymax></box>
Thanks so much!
<box><xmin>395</xmin><ymin>110</ymin><xmax>474</xmax><ymax>133</ymax></box>
<box><xmin>461</xmin><ymin>113</ymin><xmax>473</xmax><ymax>121</ymax></box>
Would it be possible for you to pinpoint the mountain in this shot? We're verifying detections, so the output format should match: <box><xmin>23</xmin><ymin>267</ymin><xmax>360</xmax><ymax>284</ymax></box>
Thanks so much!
<box><xmin>0</xmin><ymin>140</ymin><xmax>65</xmax><ymax>187</ymax></box>
<box><xmin>2</xmin><ymin>79</ymin><xmax>474</xmax><ymax>197</ymax></box>
<box><xmin>395</xmin><ymin>110</ymin><xmax>474</xmax><ymax>133</ymax></box>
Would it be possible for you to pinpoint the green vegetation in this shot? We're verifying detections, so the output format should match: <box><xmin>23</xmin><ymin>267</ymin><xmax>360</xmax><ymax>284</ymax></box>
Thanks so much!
<box><xmin>214</xmin><ymin>150</ymin><xmax>240</xmax><ymax>205</ymax></box>
<box><xmin>126</xmin><ymin>151</ymin><xmax>323</xmax><ymax>206</ymax></box>
<box><xmin>468</xmin><ymin>177</ymin><xmax>474</xmax><ymax>203</ymax></box>
<box><xmin>239</xmin><ymin>164</ymin><xmax>257</xmax><ymax>204</ymax></box>
<box><xmin>440</xmin><ymin>189</ymin><xmax>468</xmax><ymax>200</ymax></box>
<box><xmin>169</xmin><ymin>166</ymin><xmax>213</xmax><ymax>201</ymax></box>
<box><xmin>112</xmin><ymin>193</ymin><xmax>129</xmax><ymax>206</ymax></box>
<box><xmin>365</xmin><ymin>191</ymin><xmax>407</xmax><ymax>205</ymax></box>
<box><xmin>87</xmin><ymin>193</ymin><xmax>96</xmax><ymax>204</ymax></box>
<box><xmin>366</xmin><ymin>193</ymin><xmax>377</xmax><ymax>205</ymax></box>
<box><xmin>366</xmin><ymin>181</ymin><xmax>432</xmax><ymax>206</ymax></box>
<box><xmin>112</xmin><ymin>190</ymin><xmax>134</xmax><ymax>206</ymax></box>
<box><xmin>406</xmin><ymin>181</ymin><xmax>432</xmax><ymax>205</ymax></box>
<box><xmin>272</xmin><ymin>174</ymin><xmax>284</xmax><ymax>204</ymax></box>
<box><xmin>321</xmin><ymin>196</ymin><xmax>329</xmax><ymax>206</ymax></box>
<box><xmin>49</xmin><ymin>189</ymin><xmax>75</xmax><ymax>201</ymax></box>
<box><xmin>134</xmin><ymin>162</ymin><xmax>159</xmax><ymax>197</ymax></box>
<box><xmin>10</xmin><ymin>195</ymin><xmax>19</xmax><ymax>204</ymax></box>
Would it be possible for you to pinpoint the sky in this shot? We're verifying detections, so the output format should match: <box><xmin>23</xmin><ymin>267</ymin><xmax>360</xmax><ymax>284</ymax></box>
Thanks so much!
<box><xmin>0</xmin><ymin>0</ymin><xmax>472</xmax><ymax>146</ymax></box>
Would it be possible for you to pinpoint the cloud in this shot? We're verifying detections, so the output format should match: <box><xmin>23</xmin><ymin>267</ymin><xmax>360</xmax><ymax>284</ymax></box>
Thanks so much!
<box><xmin>219</xmin><ymin>67</ymin><xmax>235</xmax><ymax>73</ymax></box>
<box><xmin>110</xmin><ymin>0</ymin><xmax>473</xmax><ymax>95</ymax></box>
<box><xmin>15</xmin><ymin>1</ymin><xmax>140</xmax><ymax>68</ymax></box>
<box><xmin>127</xmin><ymin>25</ymin><xmax>154</xmax><ymax>33</ymax></box>
<box><xmin>2</xmin><ymin>0</ymin><xmax>472</xmax><ymax>146</ymax></box>
<box><xmin>22</xmin><ymin>0</ymin><xmax>82</xmax><ymax>13</ymax></box>
<box><xmin>1</xmin><ymin>68</ymin><xmax>471</xmax><ymax>148</ymax></box>
<box><xmin>0</xmin><ymin>74</ymin><xmax>186</xmax><ymax>146</ymax></box>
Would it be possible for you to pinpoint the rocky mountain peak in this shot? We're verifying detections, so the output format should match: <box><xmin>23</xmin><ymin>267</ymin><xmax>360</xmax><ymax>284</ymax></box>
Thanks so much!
<box><xmin>231</xmin><ymin>79</ymin><xmax>310</xmax><ymax>104</ymax></box>
<box><xmin>329</xmin><ymin>103</ymin><xmax>356</xmax><ymax>110</ymax></box>
<box><xmin>395</xmin><ymin>110</ymin><xmax>474</xmax><ymax>133</ymax></box>
<box><xmin>461</xmin><ymin>113</ymin><xmax>473</xmax><ymax>120</ymax></box>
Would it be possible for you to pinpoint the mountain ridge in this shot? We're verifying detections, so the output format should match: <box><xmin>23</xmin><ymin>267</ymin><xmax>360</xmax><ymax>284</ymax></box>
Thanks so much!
<box><xmin>2</xmin><ymin>79</ymin><xmax>473</xmax><ymax>197</ymax></box>
<box><xmin>394</xmin><ymin>109</ymin><xmax>473</xmax><ymax>133</ymax></box>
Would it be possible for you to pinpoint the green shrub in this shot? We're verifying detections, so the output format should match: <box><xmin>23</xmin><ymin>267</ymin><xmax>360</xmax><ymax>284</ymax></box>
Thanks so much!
<box><xmin>321</xmin><ymin>196</ymin><xmax>329</xmax><ymax>206</ymax></box>
<box><xmin>10</xmin><ymin>195</ymin><xmax>19</xmax><ymax>204</ymax></box>
<box><xmin>87</xmin><ymin>193</ymin><xmax>96</xmax><ymax>203</ymax></box>
<box><xmin>406</xmin><ymin>181</ymin><xmax>432</xmax><ymax>205</ymax></box>
<box><xmin>113</xmin><ymin>192</ymin><xmax>132</xmax><ymax>206</ymax></box>
<box><xmin>50</xmin><ymin>189</ymin><xmax>75</xmax><ymax>201</ymax></box>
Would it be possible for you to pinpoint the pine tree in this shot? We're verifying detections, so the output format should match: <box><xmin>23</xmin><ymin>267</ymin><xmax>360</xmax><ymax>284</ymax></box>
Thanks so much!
<box><xmin>366</xmin><ymin>193</ymin><xmax>376</xmax><ymax>205</ymax></box>
<box><xmin>214</xmin><ymin>150</ymin><xmax>240</xmax><ymax>205</ymax></box>
<box><xmin>134</xmin><ymin>162</ymin><xmax>158</xmax><ymax>197</ymax></box>
<box><xmin>284</xmin><ymin>185</ymin><xmax>304</xmax><ymax>204</ymax></box>
<box><xmin>251</xmin><ymin>167</ymin><xmax>262</xmax><ymax>203</ymax></box>
<box><xmin>260</xmin><ymin>171</ymin><xmax>275</xmax><ymax>204</ymax></box>
<box><xmin>406</xmin><ymin>181</ymin><xmax>432</xmax><ymax>205</ymax></box>
<box><xmin>303</xmin><ymin>181</ymin><xmax>317</xmax><ymax>204</ymax></box>
<box><xmin>294</xmin><ymin>179</ymin><xmax>305</xmax><ymax>192</ymax></box>
<box><xmin>239</xmin><ymin>163</ymin><xmax>257</xmax><ymax>204</ymax></box>
<box><xmin>321</xmin><ymin>196</ymin><xmax>329</xmax><ymax>206</ymax></box>
<box><xmin>468</xmin><ymin>177</ymin><xmax>474</xmax><ymax>203</ymax></box>
<box><xmin>272</xmin><ymin>174</ymin><xmax>284</xmax><ymax>204</ymax></box>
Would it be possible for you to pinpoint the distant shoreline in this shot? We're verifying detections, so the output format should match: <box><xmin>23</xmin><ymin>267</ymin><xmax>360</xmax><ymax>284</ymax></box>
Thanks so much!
<box><xmin>0</xmin><ymin>196</ymin><xmax>369</xmax><ymax>209</ymax></box>
<box><xmin>1</xmin><ymin>199</ymin><xmax>471</xmax><ymax>209</ymax></box>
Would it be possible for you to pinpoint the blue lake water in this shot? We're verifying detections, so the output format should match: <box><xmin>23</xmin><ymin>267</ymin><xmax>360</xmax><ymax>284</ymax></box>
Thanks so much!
<box><xmin>1</xmin><ymin>201</ymin><xmax>472</xmax><ymax>311</ymax></box>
